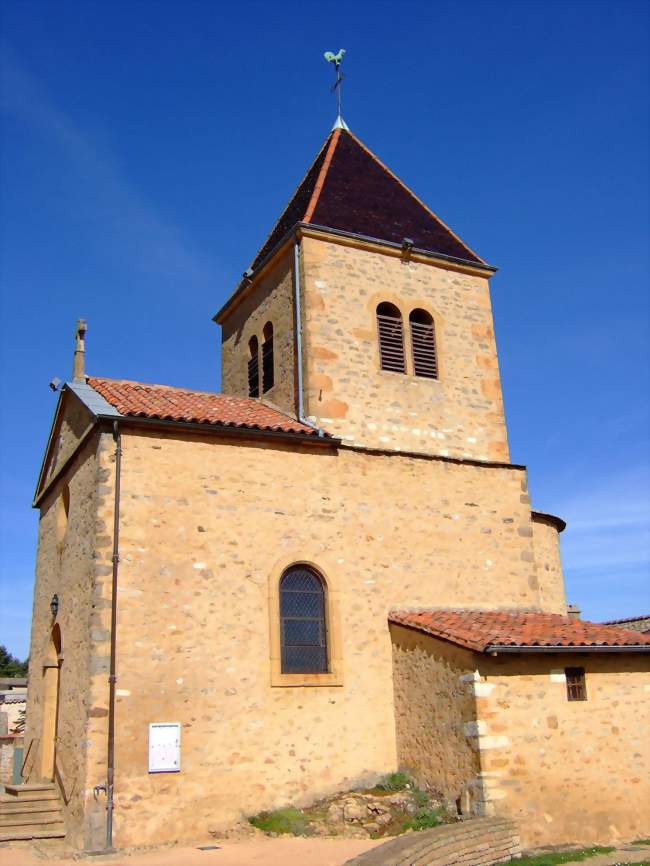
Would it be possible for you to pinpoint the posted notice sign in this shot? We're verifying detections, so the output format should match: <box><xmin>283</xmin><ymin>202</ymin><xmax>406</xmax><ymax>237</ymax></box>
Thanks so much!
<box><xmin>148</xmin><ymin>722</ymin><xmax>181</xmax><ymax>773</ymax></box>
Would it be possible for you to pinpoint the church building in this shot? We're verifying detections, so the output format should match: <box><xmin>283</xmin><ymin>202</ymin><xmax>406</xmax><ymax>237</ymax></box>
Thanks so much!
<box><xmin>6</xmin><ymin>119</ymin><xmax>649</xmax><ymax>852</ymax></box>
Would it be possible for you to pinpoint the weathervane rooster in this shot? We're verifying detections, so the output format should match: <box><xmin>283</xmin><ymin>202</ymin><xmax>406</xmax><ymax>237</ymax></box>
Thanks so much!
<box><xmin>324</xmin><ymin>48</ymin><xmax>346</xmax><ymax>68</ymax></box>
<box><xmin>324</xmin><ymin>49</ymin><xmax>346</xmax><ymax>118</ymax></box>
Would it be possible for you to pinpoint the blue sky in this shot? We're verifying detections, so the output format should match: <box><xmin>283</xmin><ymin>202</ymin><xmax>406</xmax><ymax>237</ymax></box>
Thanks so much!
<box><xmin>1</xmin><ymin>0</ymin><xmax>648</xmax><ymax>659</ymax></box>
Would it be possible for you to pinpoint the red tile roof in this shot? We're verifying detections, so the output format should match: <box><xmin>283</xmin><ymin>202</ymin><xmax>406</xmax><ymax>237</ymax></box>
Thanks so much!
<box><xmin>251</xmin><ymin>128</ymin><xmax>486</xmax><ymax>270</ymax></box>
<box><xmin>389</xmin><ymin>609</ymin><xmax>650</xmax><ymax>652</ymax></box>
<box><xmin>86</xmin><ymin>377</ymin><xmax>325</xmax><ymax>437</ymax></box>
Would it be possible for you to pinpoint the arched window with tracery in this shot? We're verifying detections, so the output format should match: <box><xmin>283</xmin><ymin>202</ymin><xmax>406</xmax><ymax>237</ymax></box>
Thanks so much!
<box><xmin>262</xmin><ymin>322</ymin><xmax>274</xmax><ymax>393</ymax></box>
<box><xmin>376</xmin><ymin>302</ymin><xmax>406</xmax><ymax>373</ymax></box>
<box><xmin>247</xmin><ymin>336</ymin><xmax>259</xmax><ymax>397</ymax></box>
<box><xmin>280</xmin><ymin>566</ymin><xmax>328</xmax><ymax>674</ymax></box>
<box><xmin>409</xmin><ymin>308</ymin><xmax>438</xmax><ymax>379</ymax></box>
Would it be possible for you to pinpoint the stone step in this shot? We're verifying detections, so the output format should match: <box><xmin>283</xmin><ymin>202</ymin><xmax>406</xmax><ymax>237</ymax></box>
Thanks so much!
<box><xmin>0</xmin><ymin>792</ymin><xmax>60</xmax><ymax>806</ymax></box>
<box><xmin>0</xmin><ymin>797</ymin><xmax>61</xmax><ymax>817</ymax></box>
<box><xmin>4</xmin><ymin>783</ymin><xmax>56</xmax><ymax>798</ymax></box>
<box><xmin>0</xmin><ymin>811</ymin><xmax>64</xmax><ymax>828</ymax></box>
<box><xmin>0</xmin><ymin>826</ymin><xmax>65</xmax><ymax>842</ymax></box>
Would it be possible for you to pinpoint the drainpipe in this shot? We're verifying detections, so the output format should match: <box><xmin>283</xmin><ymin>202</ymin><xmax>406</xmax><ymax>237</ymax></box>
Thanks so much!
<box><xmin>293</xmin><ymin>239</ymin><xmax>325</xmax><ymax>437</ymax></box>
<box><xmin>105</xmin><ymin>420</ymin><xmax>122</xmax><ymax>850</ymax></box>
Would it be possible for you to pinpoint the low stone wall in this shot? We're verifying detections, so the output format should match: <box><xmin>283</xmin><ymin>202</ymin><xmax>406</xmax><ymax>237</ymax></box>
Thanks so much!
<box><xmin>0</xmin><ymin>735</ymin><xmax>23</xmax><ymax>786</ymax></box>
<box><xmin>344</xmin><ymin>817</ymin><xmax>520</xmax><ymax>866</ymax></box>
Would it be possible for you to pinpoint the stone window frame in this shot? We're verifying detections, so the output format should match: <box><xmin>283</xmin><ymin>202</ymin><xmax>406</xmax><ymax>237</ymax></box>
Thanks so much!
<box><xmin>268</xmin><ymin>555</ymin><xmax>343</xmax><ymax>687</ymax></box>
<box><xmin>262</xmin><ymin>321</ymin><xmax>274</xmax><ymax>393</ymax></box>
<box><xmin>565</xmin><ymin>666</ymin><xmax>587</xmax><ymax>701</ymax></box>
<box><xmin>409</xmin><ymin>308</ymin><xmax>439</xmax><ymax>380</ymax></box>
<box><xmin>247</xmin><ymin>335</ymin><xmax>260</xmax><ymax>398</ymax></box>
<box><xmin>371</xmin><ymin>294</ymin><xmax>444</xmax><ymax>381</ymax></box>
<box><xmin>245</xmin><ymin>322</ymin><xmax>275</xmax><ymax>397</ymax></box>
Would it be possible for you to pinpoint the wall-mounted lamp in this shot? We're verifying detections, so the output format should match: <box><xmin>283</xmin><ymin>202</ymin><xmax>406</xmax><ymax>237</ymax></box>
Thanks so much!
<box><xmin>50</xmin><ymin>594</ymin><xmax>59</xmax><ymax>618</ymax></box>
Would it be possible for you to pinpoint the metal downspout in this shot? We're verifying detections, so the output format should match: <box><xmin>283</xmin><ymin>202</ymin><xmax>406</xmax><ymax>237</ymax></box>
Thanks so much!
<box><xmin>293</xmin><ymin>239</ymin><xmax>325</xmax><ymax>437</ymax></box>
<box><xmin>106</xmin><ymin>420</ymin><xmax>122</xmax><ymax>850</ymax></box>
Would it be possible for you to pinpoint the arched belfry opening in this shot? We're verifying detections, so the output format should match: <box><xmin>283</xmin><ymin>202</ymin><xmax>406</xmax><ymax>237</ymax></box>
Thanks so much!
<box><xmin>40</xmin><ymin>623</ymin><xmax>63</xmax><ymax>780</ymax></box>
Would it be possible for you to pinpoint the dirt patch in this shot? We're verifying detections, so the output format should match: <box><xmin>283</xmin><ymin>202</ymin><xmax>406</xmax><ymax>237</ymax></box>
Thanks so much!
<box><xmin>249</xmin><ymin>775</ymin><xmax>457</xmax><ymax>839</ymax></box>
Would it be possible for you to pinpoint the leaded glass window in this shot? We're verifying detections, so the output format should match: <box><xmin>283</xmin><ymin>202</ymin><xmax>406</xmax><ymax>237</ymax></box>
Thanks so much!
<box><xmin>280</xmin><ymin>566</ymin><xmax>328</xmax><ymax>674</ymax></box>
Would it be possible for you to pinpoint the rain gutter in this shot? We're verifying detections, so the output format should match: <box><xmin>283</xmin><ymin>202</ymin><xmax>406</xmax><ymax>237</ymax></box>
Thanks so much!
<box><xmin>486</xmin><ymin>645</ymin><xmax>650</xmax><ymax>655</ymax></box>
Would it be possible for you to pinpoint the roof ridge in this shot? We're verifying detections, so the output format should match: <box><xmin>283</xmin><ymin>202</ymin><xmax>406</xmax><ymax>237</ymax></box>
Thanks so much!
<box><xmin>303</xmin><ymin>129</ymin><xmax>341</xmax><ymax>223</ymax></box>
<box><xmin>344</xmin><ymin>129</ymin><xmax>487</xmax><ymax>266</ymax></box>
<box><xmin>87</xmin><ymin>375</ymin><xmax>237</xmax><ymax>399</ymax></box>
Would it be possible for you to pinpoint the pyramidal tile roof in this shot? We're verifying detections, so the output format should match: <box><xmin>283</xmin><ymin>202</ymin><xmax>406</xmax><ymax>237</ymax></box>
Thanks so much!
<box><xmin>389</xmin><ymin>609</ymin><xmax>650</xmax><ymax>652</ymax></box>
<box><xmin>85</xmin><ymin>377</ymin><xmax>325</xmax><ymax>437</ymax></box>
<box><xmin>251</xmin><ymin>127</ymin><xmax>486</xmax><ymax>270</ymax></box>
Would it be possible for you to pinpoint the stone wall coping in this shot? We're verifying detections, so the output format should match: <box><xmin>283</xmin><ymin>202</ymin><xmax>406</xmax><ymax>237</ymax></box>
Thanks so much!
<box><xmin>343</xmin><ymin>817</ymin><xmax>520</xmax><ymax>866</ymax></box>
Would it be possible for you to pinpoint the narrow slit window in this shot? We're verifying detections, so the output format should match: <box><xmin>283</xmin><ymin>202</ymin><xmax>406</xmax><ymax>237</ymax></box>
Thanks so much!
<box><xmin>247</xmin><ymin>336</ymin><xmax>259</xmax><ymax>398</ymax></box>
<box><xmin>376</xmin><ymin>302</ymin><xmax>406</xmax><ymax>374</ymax></box>
<box><xmin>565</xmin><ymin>667</ymin><xmax>587</xmax><ymax>701</ymax></box>
<box><xmin>409</xmin><ymin>308</ymin><xmax>438</xmax><ymax>379</ymax></box>
<box><xmin>262</xmin><ymin>322</ymin><xmax>274</xmax><ymax>393</ymax></box>
<box><xmin>280</xmin><ymin>566</ymin><xmax>328</xmax><ymax>674</ymax></box>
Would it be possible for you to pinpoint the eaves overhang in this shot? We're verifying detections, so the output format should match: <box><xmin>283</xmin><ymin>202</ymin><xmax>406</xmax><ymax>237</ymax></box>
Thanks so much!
<box><xmin>213</xmin><ymin>222</ymin><xmax>498</xmax><ymax>324</ymax></box>
<box><xmin>92</xmin><ymin>413</ymin><xmax>339</xmax><ymax>446</ymax></box>
<box><xmin>33</xmin><ymin>380</ymin><xmax>339</xmax><ymax>508</ymax></box>
<box><xmin>486</xmin><ymin>644</ymin><xmax>650</xmax><ymax>654</ymax></box>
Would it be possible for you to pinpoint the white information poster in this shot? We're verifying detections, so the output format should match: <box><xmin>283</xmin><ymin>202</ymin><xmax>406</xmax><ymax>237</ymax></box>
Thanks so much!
<box><xmin>148</xmin><ymin>722</ymin><xmax>181</xmax><ymax>773</ymax></box>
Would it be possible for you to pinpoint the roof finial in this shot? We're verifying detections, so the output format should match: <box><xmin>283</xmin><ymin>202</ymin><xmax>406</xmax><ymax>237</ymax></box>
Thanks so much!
<box><xmin>73</xmin><ymin>318</ymin><xmax>87</xmax><ymax>380</ymax></box>
<box><xmin>323</xmin><ymin>49</ymin><xmax>348</xmax><ymax>130</ymax></box>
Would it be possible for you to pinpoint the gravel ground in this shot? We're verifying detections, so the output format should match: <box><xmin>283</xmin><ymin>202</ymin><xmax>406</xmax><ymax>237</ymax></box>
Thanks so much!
<box><xmin>0</xmin><ymin>838</ymin><xmax>648</xmax><ymax>866</ymax></box>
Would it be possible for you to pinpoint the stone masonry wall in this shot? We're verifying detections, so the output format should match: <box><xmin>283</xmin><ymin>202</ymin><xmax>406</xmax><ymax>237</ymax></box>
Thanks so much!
<box><xmin>300</xmin><ymin>236</ymin><xmax>510</xmax><ymax>461</ymax></box>
<box><xmin>103</xmin><ymin>426</ymin><xmax>543</xmax><ymax>848</ymax></box>
<box><xmin>25</xmin><ymin>432</ymin><xmax>101</xmax><ymax>850</ymax></box>
<box><xmin>390</xmin><ymin>624</ymin><xmax>479</xmax><ymax>801</ymax></box>
<box><xmin>45</xmin><ymin>392</ymin><xmax>93</xmax><ymax>482</ymax></box>
<box><xmin>473</xmin><ymin>653</ymin><xmax>650</xmax><ymax>847</ymax></box>
<box><xmin>220</xmin><ymin>249</ymin><xmax>295</xmax><ymax>417</ymax></box>
<box><xmin>531</xmin><ymin>515</ymin><xmax>567</xmax><ymax>615</ymax></box>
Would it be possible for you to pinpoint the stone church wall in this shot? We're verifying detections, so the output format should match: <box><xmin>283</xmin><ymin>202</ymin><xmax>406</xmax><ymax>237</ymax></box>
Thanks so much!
<box><xmin>300</xmin><ymin>235</ymin><xmax>510</xmax><ymax>462</ymax></box>
<box><xmin>220</xmin><ymin>248</ymin><xmax>296</xmax><ymax>416</ymax></box>
<box><xmin>102</xmin><ymin>426</ymin><xmax>544</xmax><ymax>847</ymax></box>
<box><xmin>25</xmin><ymin>432</ymin><xmax>102</xmax><ymax>850</ymax></box>
<box><xmin>473</xmin><ymin>653</ymin><xmax>650</xmax><ymax>847</ymax></box>
<box><xmin>44</xmin><ymin>391</ymin><xmax>94</xmax><ymax>483</ymax></box>
<box><xmin>531</xmin><ymin>514</ymin><xmax>567</xmax><ymax>614</ymax></box>
<box><xmin>390</xmin><ymin>624</ymin><xmax>479</xmax><ymax>801</ymax></box>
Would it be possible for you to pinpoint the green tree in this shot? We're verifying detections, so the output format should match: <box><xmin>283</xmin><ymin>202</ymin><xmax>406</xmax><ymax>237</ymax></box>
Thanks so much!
<box><xmin>0</xmin><ymin>645</ymin><xmax>28</xmax><ymax>677</ymax></box>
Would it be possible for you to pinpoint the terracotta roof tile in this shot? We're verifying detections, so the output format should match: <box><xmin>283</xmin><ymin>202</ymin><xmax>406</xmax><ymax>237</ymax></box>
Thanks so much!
<box><xmin>86</xmin><ymin>377</ymin><xmax>326</xmax><ymax>437</ymax></box>
<box><xmin>389</xmin><ymin>609</ymin><xmax>650</xmax><ymax>652</ymax></box>
<box><xmin>251</xmin><ymin>129</ymin><xmax>486</xmax><ymax>270</ymax></box>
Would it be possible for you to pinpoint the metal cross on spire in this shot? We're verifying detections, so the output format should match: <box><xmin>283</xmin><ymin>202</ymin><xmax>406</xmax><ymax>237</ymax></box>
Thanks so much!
<box><xmin>323</xmin><ymin>49</ymin><xmax>349</xmax><ymax>130</ymax></box>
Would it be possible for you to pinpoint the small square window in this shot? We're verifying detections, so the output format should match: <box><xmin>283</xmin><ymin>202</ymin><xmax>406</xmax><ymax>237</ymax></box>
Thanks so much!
<box><xmin>565</xmin><ymin>667</ymin><xmax>587</xmax><ymax>701</ymax></box>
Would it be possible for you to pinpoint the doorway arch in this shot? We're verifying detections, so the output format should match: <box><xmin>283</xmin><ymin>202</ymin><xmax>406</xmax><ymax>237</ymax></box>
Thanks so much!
<box><xmin>40</xmin><ymin>623</ymin><xmax>62</xmax><ymax>780</ymax></box>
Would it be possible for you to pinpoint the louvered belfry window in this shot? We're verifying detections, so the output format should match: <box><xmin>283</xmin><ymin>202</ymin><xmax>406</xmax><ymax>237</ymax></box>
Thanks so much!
<box><xmin>247</xmin><ymin>336</ymin><xmax>259</xmax><ymax>398</ymax></box>
<box><xmin>565</xmin><ymin>667</ymin><xmax>587</xmax><ymax>701</ymax></box>
<box><xmin>280</xmin><ymin>566</ymin><xmax>328</xmax><ymax>674</ymax></box>
<box><xmin>262</xmin><ymin>321</ymin><xmax>274</xmax><ymax>393</ymax></box>
<box><xmin>376</xmin><ymin>303</ymin><xmax>406</xmax><ymax>373</ymax></box>
<box><xmin>410</xmin><ymin>308</ymin><xmax>438</xmax><ymax>379</ymax></box>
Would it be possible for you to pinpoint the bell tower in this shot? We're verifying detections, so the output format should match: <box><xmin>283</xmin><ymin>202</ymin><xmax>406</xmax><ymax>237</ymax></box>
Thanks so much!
<box><xmin>216</xmin><ymin>125</ymin><xmax>510</xmax><ymax>463</ymax></box>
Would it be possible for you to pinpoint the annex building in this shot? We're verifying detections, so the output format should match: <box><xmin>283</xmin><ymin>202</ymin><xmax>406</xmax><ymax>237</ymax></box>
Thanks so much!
<box><xmin>8</xmin><ymin>120</ymin><xmax>650</xmax><ymax>852</ymax></box>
